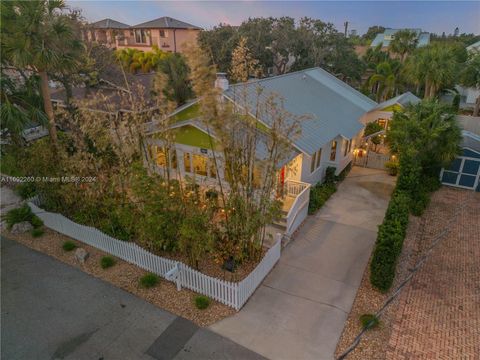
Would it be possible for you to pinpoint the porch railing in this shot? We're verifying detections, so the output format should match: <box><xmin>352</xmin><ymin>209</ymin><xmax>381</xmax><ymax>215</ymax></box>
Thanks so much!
<box><xmin>284</xmin><ymin>179</ymin><xmax>311</xmax><ymax>235</ymax></box>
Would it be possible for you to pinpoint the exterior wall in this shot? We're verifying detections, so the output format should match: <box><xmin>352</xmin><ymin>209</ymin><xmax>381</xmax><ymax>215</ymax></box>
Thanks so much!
<box><xmin>360</xmin><ymin>110</ymin><xmax>393</xmax><ymax>127</ymax></box>
<box><xmin>85</xmin><ymin>29</ymin><xmax>120</xmax><ymax>48</ymax></box>
<box><xmin>299</xmin><ymin>134</ymin><xmax>355</xmax><ymax>185</ymax></box>
<box><xmin>116</xmin><ymin>28</ymin><xmax>199</xmax><ymax>53</ymax></box>
<box><xmin>145</xmin><ymin>138</ymin><xmax>223</xmax><ymax>188</ymax></box>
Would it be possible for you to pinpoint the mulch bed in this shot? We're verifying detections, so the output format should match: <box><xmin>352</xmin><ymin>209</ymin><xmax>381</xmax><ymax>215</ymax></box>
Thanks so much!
<box><xmin>5</xmin><ymin>227</ymin><xmax>236</xmax><ymax>327</ymax></box>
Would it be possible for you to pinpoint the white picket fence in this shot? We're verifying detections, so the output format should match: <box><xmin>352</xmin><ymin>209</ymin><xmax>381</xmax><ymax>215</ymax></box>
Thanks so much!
<box><xmin>27</xmin><ymin>199</ymin><xmax>281</xmax><ymax>310</ymax></box>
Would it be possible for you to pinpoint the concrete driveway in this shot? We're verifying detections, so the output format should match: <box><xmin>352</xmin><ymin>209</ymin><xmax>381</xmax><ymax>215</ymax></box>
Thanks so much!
<box><xmin>1</xmin><ymin>237</ymin><xmax>265</xmax><ymax>360</ymax></box>
<box><xmin>210</xmin><ymin>167</ymin><xmax>395</xmax><ymax>360</ymax></box>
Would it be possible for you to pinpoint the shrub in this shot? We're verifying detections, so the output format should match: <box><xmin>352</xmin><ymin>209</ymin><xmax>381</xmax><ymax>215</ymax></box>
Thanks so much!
<box><xmin>335</xmin><ymin>162</ymin><xmax>352</xmax><ymax>181</ymax></box>
<box><xmin>15</xmin><ymin>182</ymin><xmax>37</xmax><ymax>199</ymax></box>
<box><xmin>30</xmin><ymin>215</ymin><xmax>44</xmax><ymax>229</ymax></box>
<box><xmin>62</xmin><ymin>240</ymin><xmax>77</xmax><ymax>251</ymax></box>
<box><xmin>360</xmin><ymin>314</ymin><xmax>380</xmax><ymax>330</ymax></box>
<box><xmin>325</xmin><ymin>166</ymin><xmax>337</xmax><ymax>184</ymax></box>
<box><xmin>140</xmin><ymin>273</ymin><xmax>159</xmax><ymax>288</ymax></box>
<box><xmin>370</xmin><ymin>192</ymin><xmax>410</xmax><ymax>292</ymax></box>
<box><xmin>308</xmin><ymin>183</ymin><xmax>336</xmax><ymax>215</ymax></box>
<box><xmin>100</xmin><ymin>256</ymin><xmax>116</xmax><ymax>269</ymax></box>
<box><xmin>4</xmin><ymin>205</ymin><xmax>33</xmax><ymax>229</ymax></box>
<box><xmin>205</xmin><ymin>189</ymin><xmax>218</xmax><ymax>200</ymax></box>
<box><xmin>31</xmin><ymin>228</ymin><xmax>44</xmax><ymax>237</ymax></box>
<box><xmin>195</xmin><ymin>295</ymin><xmax>210</xmax><ymax>310</ymax></box>
<box><xmin>410</xmin><ymin>190</ymin><xmax>430</xmax><ymax>216</ymax></box>
<box><xmin>384</xmin><ymin>161</ymin><xmax>399</xmax><ymax>176</ymax></box>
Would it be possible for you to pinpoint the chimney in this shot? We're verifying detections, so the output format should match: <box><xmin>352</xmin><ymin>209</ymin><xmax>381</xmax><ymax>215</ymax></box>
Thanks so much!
<box><xmin>215</xmin><ymin>72</ymin><xmax>229</xmax><ymax>91</ymax></box>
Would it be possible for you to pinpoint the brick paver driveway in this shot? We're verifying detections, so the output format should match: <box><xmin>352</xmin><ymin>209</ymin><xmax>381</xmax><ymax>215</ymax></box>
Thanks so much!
<box><xmin>211</xmin><ymin>167</ymin><xmax>395</xmax><ymax>360</ymax></box>
<box><xmin>387</xmin><ymin>188</ymin><xmax>480</xmax><ymax>359</ymax></box>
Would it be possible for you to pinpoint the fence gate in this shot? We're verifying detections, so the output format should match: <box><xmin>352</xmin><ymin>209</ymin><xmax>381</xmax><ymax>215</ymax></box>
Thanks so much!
<box><xmin>354</xmin><ymin>151</ymin><xmax>391</xmax><ymax>170</ymax></box>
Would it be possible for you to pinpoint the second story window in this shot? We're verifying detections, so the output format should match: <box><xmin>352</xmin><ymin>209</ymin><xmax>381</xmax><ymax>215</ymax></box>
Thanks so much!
<box><xmin>134</xmin><ymin>29</ymin><xmax>148</xmax><ymax>44</ymax></box>
<box><xmin>159</xmin><ymin>29</ymin><xmax>166</xmax><ymax>38</ymax></box>
<box><xmin>330</xmin><ymin>140</ymin><xmax>337</xmax><ymax>161</ymax></box>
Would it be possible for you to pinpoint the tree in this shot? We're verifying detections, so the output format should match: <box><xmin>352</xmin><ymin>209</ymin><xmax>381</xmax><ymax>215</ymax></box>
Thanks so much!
<box><xmin>363</xmin><ymin>26</ymin><xmax>386</xmax><ymax>42</ymax></box>
<box><xmin>388</xmin><ymin>99</ymin><xmax>462</xmax><ymax>178</ymax></box>
<box><xmin>197</xmin><ymin>24</ymin><xmax>239</xmax><ymax>73</ymax></box>
<box><xmin>1</xmin><ymin>0</ymin><xmax>79</xmax><ymax>148</ymax></box>
<box><xmin>184</xmin><ymin>43</ymin><xmax>307</xmax><ymax>261</ymax></box>
<box><xmin>459</xmin><ymin>53</ymin><xmax>480</xmax><ymax>116</ymax></box>
<box><xmin>390</xmin><ymin>30</ymin><xmax>418</xmax><ymax>63</ymax></box>
<box><xmin>368</xmin><ymin>61</ymin><xmax>401</xmax><ymax>101</ymax></box>
<box><xmin>404</xmin><ymin>43</ymin><xmax>461</xmax><ymax>98</ymax></box>
<box><xmin>230</xmin><ymin>37</ymin><xmax>261</xmax><ymax>83</ymax></box>
<box><xmin>363</xmin><ymin>44</ymin><xmax>390</xmax><ymax>70</ymax></box>
<box><xmin>0</xmin><ymin>70</ymin><xmax>47</xmax><ymax>144</ymax></box>
<box><xmin>157</xmin><ymin>53</ymin><xmax>192</xmax><ymax>106</ymax></box>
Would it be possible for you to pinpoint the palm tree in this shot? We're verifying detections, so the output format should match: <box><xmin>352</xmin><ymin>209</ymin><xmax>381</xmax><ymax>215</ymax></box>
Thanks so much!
<box><xmin>388</xmin><ymin>99</ymin><xmax>462</xmax><ymax>176</ymax></box>
<box><xmin>390</xmin><ymin>30</ymin><xmax>418</xmax><ymax>63</ymax></box>
<box><xmin>0</xmin><ymin>71</ymin><xmax>47</xmax><ymax>144</ymax></box>
<box><xmin>404</xmin><ymin>44</ymin><xmax>459</xmax><ymax>99</ymax></box>
<box><xmin>1</xmin><ymin>0</ymin><xmax>78</xmax><ymax>148</ymax></box>
<box><xmin>368</xmin><ymin>61</ymin><xmax>401</xmax><ymax>102</ymax></box>
<box><xmin>459</xmin><ymin>53</ymin><xmax>480</xmax><ymax>116</ymax></box>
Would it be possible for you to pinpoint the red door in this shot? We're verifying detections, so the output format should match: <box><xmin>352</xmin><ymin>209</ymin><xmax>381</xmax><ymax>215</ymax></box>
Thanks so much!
<box><xmin>277</xmin><ymin>166</ymin><xmax>286</xmax><ymax>197</ymax></box>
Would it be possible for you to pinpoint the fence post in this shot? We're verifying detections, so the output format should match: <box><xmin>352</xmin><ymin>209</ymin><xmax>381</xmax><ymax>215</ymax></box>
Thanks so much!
<box><xmin>176</xmin><ymin>262</ymin><xmax>182</xmax><ymax>291</ymax></box>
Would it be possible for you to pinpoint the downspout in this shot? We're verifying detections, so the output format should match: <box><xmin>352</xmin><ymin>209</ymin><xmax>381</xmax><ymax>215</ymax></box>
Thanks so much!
<box><xmin>173</xmin><ymin>29</ymin><xmax>177</xmax><ymax>53</ymax></box>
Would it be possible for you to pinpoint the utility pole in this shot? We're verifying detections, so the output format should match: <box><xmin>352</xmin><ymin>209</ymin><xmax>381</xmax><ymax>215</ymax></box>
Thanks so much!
<box><xmin>344</xmin><ymin>21</ymin><xmax>349</xmax><ymax>37</ymax></box>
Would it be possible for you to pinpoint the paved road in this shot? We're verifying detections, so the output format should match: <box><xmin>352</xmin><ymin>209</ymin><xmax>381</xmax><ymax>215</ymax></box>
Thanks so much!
<box><xmin>1</xmin><ymin>237</ymin><xmax>265</xmax><ymax>360</ymax></box>
<box><xmin>210</xmin><ymin>167</ymin><xmax>395</xmax><ymax>360</ymax></box>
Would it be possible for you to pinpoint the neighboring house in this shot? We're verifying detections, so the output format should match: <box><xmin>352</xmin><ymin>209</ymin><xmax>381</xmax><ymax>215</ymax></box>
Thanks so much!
<box><xmin>50</xmin><ymin>73</ymin><xmax>158</xmax><ymax>115</ymax></box>
<box><xmin>440</xmin><ymin>115</ymin><xmax>480</xmax><ymax>191</ymax></box>
<box><xmin>455</xmin><ymin>40</ymin><xmax>480</xmax><ymax>108</ymax></box>
<box><xmin>145</xmin><ymin>68</ymin><xmax>378</xmax><ymax>234</ymax></box>
<box><xmin>370</xmin><ymin>28</ymin><xmax>430</xmax><ymax>49</ymax></box>
<box><xmin>83</xmin><ymin>18</ymin><xmax>130</xmax><ymax>48</ymax></box>
<box><xmin>466</xmin><ymin>40</ymin><xmax>480</xmax><ymax>54</ymax></box>
<box><xmin>116</xmin><ymin>17</ymin><xmax>202</xmax><ymax>53</ymax></box>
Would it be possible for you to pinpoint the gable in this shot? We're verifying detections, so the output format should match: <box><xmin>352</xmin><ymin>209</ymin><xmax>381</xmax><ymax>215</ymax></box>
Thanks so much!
<box><xmin>172</xmin><ymin>125</ymin><xmax>216</xmax><ymax>149</ymax></box>
<box><xmin>381</xmin><ymin>104</ymin><xmax>403</xmax><ymax>112</ymax></box>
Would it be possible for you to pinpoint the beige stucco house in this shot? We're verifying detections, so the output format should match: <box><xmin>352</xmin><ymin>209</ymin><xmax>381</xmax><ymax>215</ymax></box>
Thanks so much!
<box><xmin>117</xmin><ymin>17</ymin><xmax>201</xmax><ymax>53</ymax></box>
<box><xmin>85</xmin><ymin>16</ymin><xmax>202</xmax><ymax>53</ymax></box>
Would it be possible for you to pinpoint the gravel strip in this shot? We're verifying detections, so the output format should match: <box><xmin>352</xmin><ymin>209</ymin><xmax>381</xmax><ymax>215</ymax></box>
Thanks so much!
<box><xmin>4</xmin><ymin>227</ymin><xmax>235</xmax><ymax>327</ymax></box>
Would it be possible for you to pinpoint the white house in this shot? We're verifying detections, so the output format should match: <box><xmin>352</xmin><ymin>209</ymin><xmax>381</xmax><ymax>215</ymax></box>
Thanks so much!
<box><xmin>145</xmin><ymin>67</ymin><xmax>379</xmax><ymax>234</ymax></box>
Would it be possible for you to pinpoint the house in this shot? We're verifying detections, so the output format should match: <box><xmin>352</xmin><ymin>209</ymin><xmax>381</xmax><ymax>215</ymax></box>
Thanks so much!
<box><xmin>370</xmin><ymin>28</ymin><xmax>430</xmax><ymax>49</ymax></box>
<box><xmin>144</xmin><ymin>68</ymin><xmax>378</xmax><ymax>234</ymax></box>
<box><xmin>115</xmin><ymin>17</ymin><xmax>202</xmax><ymax>53</ymax></box>
<box><xmin>361</xmin><ymin>92</ymin><xmax>421</xmax><ymax>130</ymax></box>
<box><xmin>440</xmin><ymin>115</ymin><xmax>480</xmax><ymax>191</ymax></box>
<box><xmin>83</xmin><ymin>18</ymin><xmax>130</xmax><ymax>48</ymax></box>
<box><xmin>455</xmin><ymin>41</ymin><xmax>480</xmax><ymax>109</ymax></box>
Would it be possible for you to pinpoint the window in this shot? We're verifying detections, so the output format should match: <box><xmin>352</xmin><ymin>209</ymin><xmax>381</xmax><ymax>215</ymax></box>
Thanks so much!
<box><xmin>184</xmin><ymin>152</ymin><xmax>191</xmax><ymax>173</ymax></box>
<box><xmin>377</xmin><ymin>119</ymin><xmax>387</xmax><ymax>129</ymax></box>
<box><xmin>170</xmin><ymin>149</ymin><xmax>177</xmax><ymax>169</ymax></box>
<box><xmin>134</xmin><ymin>29</ymin><xmax>148</xmax><ymax>44</ymax></box>
<box><xmin>159</xmin><ymin>29</ymin><xmax>166</xmax><ymax>38</ymax></box>
<box><xmin>209</xmin><ymin>159</ymin><xmax>217</xmax><ymax>178</ymax></box>
<box><xmin>348</xmin><ymin>139</ymin><xmax>353</xmax><ymax>153</ymax></box>
<box><xmin>310</xmin><ymin>149</ymin><xmax>322</xmax><ymax>173</ymax></box>
<box><xmin>192</xmin><ymin>154</ymin><xmax>208</xmax><ymax>176</ymax></box>
<box><xmin>315</xmin><ymin>149</ymin><xmax>322</xmax><ymax>168</ymax></box>
<box><xmin>310</xmin><ymin>152</ymin><xmax>317</xmax><ymax>173</ymax></box>
<box><xmin>344</xmin><ymin>139</ymin><xmax>350</xmax><ymax>157</ymax></box>
<box><xmin>330</xmin><ymin>141</ymin><xmax>337</xmax><ymax>161</ymax></box>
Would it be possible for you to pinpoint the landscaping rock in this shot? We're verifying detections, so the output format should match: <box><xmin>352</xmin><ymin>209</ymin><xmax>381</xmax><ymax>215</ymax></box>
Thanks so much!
<box><xmin>11</xmin><ymin>221</ymin><xmax>33</xmax><ymax>234</ymax></box>
<box><xmin>74</xmin><ymin>248</ymin><xmax>89</xmax><ymax>264</ymax></box>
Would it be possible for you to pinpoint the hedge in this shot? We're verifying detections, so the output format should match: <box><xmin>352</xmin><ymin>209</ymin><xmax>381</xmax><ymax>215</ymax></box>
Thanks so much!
<box><xmin>308</xmin><ymin>183</ymin><xmax>336</xmax><ymax>215</ymax></box>
<box><xmin>369</xmin><ymin>191</ymin><xmax>410</xmax><ymax>292</ymax></box>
